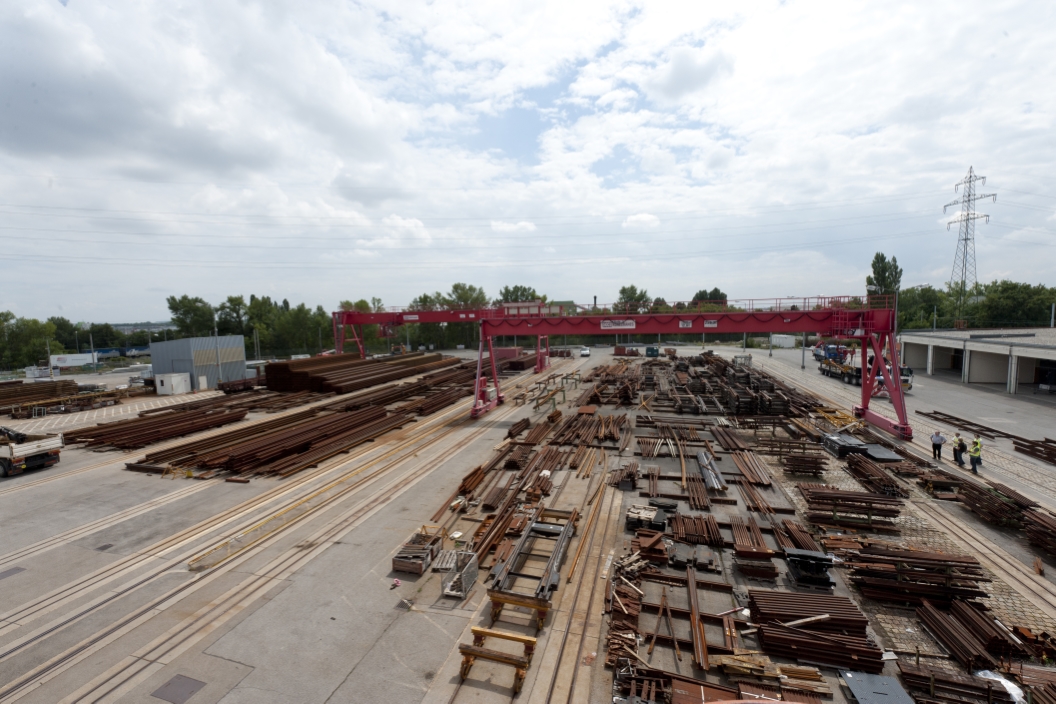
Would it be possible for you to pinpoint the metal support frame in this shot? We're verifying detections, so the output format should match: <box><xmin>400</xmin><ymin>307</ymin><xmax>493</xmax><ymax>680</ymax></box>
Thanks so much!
<box><xmin>851</xmin><ymin>331</ymin><xmax>912</xmax><ymax>439</ymax></box>
<box><xmin>471</xmin><ymin>335</ymin><xmax>504</xmax><ymax>418</ymax></box>
<box><xmin>331</xmin><ymin>295</ymin><xmax>913</xmax><ymax>439</ymax></box>
<box><xmin>534</xmin><ymin>335</ymin><xmax>550</xmax><ymax>374</ymax></box>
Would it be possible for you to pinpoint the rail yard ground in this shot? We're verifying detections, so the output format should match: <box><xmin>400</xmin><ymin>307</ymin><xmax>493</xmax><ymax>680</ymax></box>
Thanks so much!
<box><xmin>3</xmin><ymin>347</ymin><xmax>1056</xmax><ymax>704</ymax></box>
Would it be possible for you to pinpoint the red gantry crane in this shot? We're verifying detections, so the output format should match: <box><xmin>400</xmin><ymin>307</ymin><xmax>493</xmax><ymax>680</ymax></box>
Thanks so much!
<box><xmin>332</xmin><ymin>295</ymin><xmax>912</xmax><ymax>439</ymax></box>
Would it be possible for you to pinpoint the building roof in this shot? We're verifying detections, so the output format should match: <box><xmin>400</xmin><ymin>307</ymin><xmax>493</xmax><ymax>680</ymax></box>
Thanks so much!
<box><xmin>900</xmin><ymin>327</ymin><xmax>1056</xmax><ymax>359</ymax></box>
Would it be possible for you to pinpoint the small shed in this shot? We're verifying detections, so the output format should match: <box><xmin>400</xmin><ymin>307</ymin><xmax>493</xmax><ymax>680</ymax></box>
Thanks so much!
<box><xmin>149</xmin><ymin>336</ymin><xmax>247</xmax><ymax>391</ymax></box>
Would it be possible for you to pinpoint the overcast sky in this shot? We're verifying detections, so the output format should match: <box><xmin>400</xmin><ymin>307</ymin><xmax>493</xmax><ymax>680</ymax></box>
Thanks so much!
<box><xmin>2</xmin><ymin>1</ymin><xmax>1054</xmax><ymax>322</ymax></box>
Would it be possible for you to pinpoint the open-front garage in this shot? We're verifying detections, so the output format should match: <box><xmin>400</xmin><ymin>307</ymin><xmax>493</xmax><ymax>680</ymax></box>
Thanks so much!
<box><xmin>900</xmin><ymin>328</ymin><xmax>1056</xmax><ymax>394</ymax></box>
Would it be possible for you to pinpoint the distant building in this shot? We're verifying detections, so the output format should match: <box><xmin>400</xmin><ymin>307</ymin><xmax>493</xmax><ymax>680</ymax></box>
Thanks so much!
<box><xmin>113</xmin><ymin>322</ymin><xmax>178</xmax><ymax>334</ymax></box>
<box><xmin>149</xmin><ymin>336</ymin><xmax>247</xmax><ymax>391</ymax></box>
<box><xmin>502</xmin><ymin>300</ymin><xmax>567</xmax><ymax>316</ymax></box>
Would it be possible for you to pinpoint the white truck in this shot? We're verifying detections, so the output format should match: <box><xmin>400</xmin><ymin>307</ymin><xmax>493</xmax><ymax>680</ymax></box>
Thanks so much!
<box><xmin>0</xmin><ymin>428</ymin><xmax>64</xmax><ymax>477</ymax></box>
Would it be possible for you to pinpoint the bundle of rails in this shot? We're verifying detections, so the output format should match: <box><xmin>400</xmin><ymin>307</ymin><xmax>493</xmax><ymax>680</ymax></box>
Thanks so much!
<box><xmin>845</xmin><ymin>454</ymin><xmax>909</xmax><ymax>497</ymax></box>
<box><xmin>844</xmin><ymin>546</ymin><xmax>988</xmax><ymax>605</ymax></box>
<box><xmin>897</xmin><ymin>662</ymin><xmax>1014</xmax><ymax>704</ymax></box>
<box><xmin>69</xmin><ymin>408</ymin><xmax>248</xmax><ymax>449</ymax></box>
<box><xmin>959</xmin><ymin>478</ymin><xmax>1039</xmax><ymax>527</ymax></box>
<box><xmin>798</xmin><ymin>483</ymin><xmax>903</xmax><ymax>531</ymax></box>
<box><xmin>0</xmin><ymin>379</ymin><xmax>79</xmax><ymax>412</ymax></box>
<box><xmin>916</xmin><ymin>599</ymin><xmax>997</xmax><ymax>669</ymax></box>
<box><xmin>1024</xmin><ymin>508</ymin><xmax>1056</xmax><ymax>556</ymax></box>
<box><xmin>730</xmin><ymin>451</ymin><xmax>772</xmax><ymax>485</ymax></box>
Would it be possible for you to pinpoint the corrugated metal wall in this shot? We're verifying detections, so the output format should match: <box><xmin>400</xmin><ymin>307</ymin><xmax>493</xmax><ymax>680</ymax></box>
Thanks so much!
<box><xmin>149</xmin><ymin>336</ymin><xmax>246</xmax><ymax>390</ymax></box>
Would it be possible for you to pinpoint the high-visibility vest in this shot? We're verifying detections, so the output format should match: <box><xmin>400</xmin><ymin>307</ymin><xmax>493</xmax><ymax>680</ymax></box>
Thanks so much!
<box><xmin>969</xmin><ymin>441</ymin><xmax>982</xmax><ymax>458</ymax></box>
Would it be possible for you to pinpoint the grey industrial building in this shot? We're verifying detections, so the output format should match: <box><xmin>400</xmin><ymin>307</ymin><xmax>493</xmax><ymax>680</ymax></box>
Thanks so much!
<box><xmin>901</xmin><ymin>327</ymin><xmax>1056</xmax><ymax>394</ymax></box>
<box><xmin>148</xmin><ymin>335</ymin><xmax>247</xmax><ymax>391</ymax></box>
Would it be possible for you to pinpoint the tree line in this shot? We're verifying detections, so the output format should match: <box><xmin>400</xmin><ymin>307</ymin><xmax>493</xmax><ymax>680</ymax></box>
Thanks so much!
<box><xmin>7</xmin><ymin>262</ymin><xmax>1047</xmax><ymax>371</ymax></box>
<box><xmin>866</xmin><ymin>252</ymin><xmax>1056</xmax><ymax>329</ymax></box>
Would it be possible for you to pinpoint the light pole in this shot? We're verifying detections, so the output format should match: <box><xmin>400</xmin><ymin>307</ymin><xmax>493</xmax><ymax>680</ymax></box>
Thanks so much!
<box><xmin>213</xmin><ymin>317</ymin><xmax>223</xmax><ymax>387</ymax></box>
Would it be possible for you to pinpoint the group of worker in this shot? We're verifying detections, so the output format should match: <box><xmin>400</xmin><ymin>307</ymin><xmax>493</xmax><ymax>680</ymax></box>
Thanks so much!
<box><xmin>930</xmin><ymin>429</ymin><xmax>983</xmax><ymax>474</ymax></box>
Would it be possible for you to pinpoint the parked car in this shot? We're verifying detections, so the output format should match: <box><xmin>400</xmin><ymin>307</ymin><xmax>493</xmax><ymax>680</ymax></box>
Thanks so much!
<box><xmin>580</xmin><ymin>347</ymin><xmax>591</xmax><ymax>357</ymax></box>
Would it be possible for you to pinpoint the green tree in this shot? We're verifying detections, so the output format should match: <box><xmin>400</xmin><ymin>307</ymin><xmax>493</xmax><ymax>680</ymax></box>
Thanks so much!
<box><xmin>86</xmin><ymin>323</ymin><xmax>126</xmax><ymax>349</ymax></box>
<box><xmin>897</xmin><ymin>285</ymin><xmax>947</xmax><ymax>329</ymax></box>
<box><xmin>167</xmin><ymin>295</ymin><xmax>215</xmax><ymax>337</ymax></box>
<box><xmin>444</xmin><ymin>283</ymin><xmax>488</xmax><ymax>309</ymax></box>
<box><xmin>976</xmin><ymin>281</ymin><xmax>1056</xmax><ymax>327</ymax></box>
<box><xmin>48</xmin><ymin>317</ymin><xmax>79</xmax><ymax>351</ymax></box>
<box><xmin>866</xmin><ymin>252</ymin><xmax>902</xmax><ymax>296</ymax></box>
<box><xmin>691</xmin><ymin>288</ymin><xmax>727</xmax><ymax>303</ymax></box>
<box><xmin>616</xmin><ymin>285</ymin><xmax>650</xmax><ymax>312</ymax></box>
<box><xmin>494</xmin><ymin>285</ymin><xmax>544</xmax><ymax>305</ymax></box>
<box><xmin>0</xmin><ymin>315</ymin><xmax>59</xmax><ymax>369</ymax></box>
<box><xmin>216</xmin><ymin>296</ymin><xmax>248</xmax><ymax>336</ymax></box>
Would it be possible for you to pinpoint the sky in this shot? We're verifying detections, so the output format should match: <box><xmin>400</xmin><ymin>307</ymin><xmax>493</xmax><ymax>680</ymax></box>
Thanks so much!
<box><xmin>2</xmin><ymin>0</ymin><xmax>1054</xmax><ymax>322</ymax></box>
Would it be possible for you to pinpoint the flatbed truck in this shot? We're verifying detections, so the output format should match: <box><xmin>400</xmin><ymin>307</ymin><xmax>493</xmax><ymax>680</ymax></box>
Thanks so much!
<box><xmin>0</xmin><ymin>428</ymin><xmax>64</xmax><ymax>477</ymax></box>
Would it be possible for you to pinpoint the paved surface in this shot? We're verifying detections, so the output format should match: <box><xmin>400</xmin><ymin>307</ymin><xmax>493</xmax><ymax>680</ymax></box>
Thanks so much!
<box><xmin>7</xmin><ymin>345</ymin><xmax>1056</xmax><ymax>703</ymax></box>
<box><xmin>7</xmin><ymin>392</ymin><xmax>224</xmax><ymax>434</ymax></box>
<box><xmin>0</xmin><ymin>354</ymin><xmax>597</xmax><ymax>704</ymax></box>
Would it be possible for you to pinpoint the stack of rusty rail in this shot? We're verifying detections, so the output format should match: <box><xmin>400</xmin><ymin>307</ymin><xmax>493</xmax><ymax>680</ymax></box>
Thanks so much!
<box><xmin>845</xmin><ymin>546</ymin><xmax>988</xmax><ymax>605</ymax></box>
<box><xmin>730</xmin><ymin>516</ymin><xmax>772</xmax><ymax>558</ymax></box>
<box><xmin>506</xmin><ymin>417</ymin><xmax>530</xmax><ymax>439</ymax></box>
<box><xmin>604</xmin><ymin>559</ymin><xmax>644</xmax><ymax>667</ymax></box>
<box><xmin>712</xmin><ymin>426</ymin><xmax>749</xmax><ymax>451</ymax></box>
<box><xmin>68</xmin><ymin>408</ymin><xmax>248</xmax><ymax>449</ymax></box>
<box><xmin>321</xmin><ymin>380</ymin><xmax>425</xmax><ymax>412</ymax></box>
<box><xmin>522</xmin><ymin>421</ymin><xmax>551</xmax><ymax>445</ymax></box>
<box><xmin>1024</xmin><ymin>508</ymin><xmax>1056</xmax><ymax>556</ymax></box>
<box><xmin>668</xmin><ymin>513</ymin><xmax>723</xmax><ymax>546</ymax></box>
<box><xmin>959</xmin><ymin>478</ymin><xmax>1038</xmax><ymax>527</ymax></box>
<box><xmin>128</xmin><ymin>406</ymin><xmax>412</xmax><ymax>478</ymax></box>
<box><xmin>948</xmin><ymin>599</ymin><xmax>1030</xmax><ymax>656</ymax></box>
<box><xmin>748</xmin><ymin>590</ymin><xmax>884</xmax><ymax>673</ymax></box>
<box><xmin>265</xmin><ymin>352</ymin><xmax>460</xmax><ymax>394</ymax></box>
<box><xmin>738</xmin><ymin>481</ymin><xmax>774</xmax><ymax>515</ymax></box>
<box><xmin>917</xmin><ymin>467</ymin><xmax>963</xmax><ymax>499</ymax></box>
<box><xmin>774</xmin><ymin>519</ymin><xmax>822</xmax><ymax>552</ymax></box>
<box><xmin>257</xmin><ymin>411</ymin><xmax>413</xmax><ymax>478</ymax></box>
<box><xmin>754</xmin><ymin>438</ymin><xmax>823</xmax><ymax>457</ymax></box>
<box><xmin>1</xmin><ymin>382</ymin><xmax>86</xmax><ymax>415</ymax></box>
<box><xmin>781</xmin><ymin>455</ymin><xmax>827</xmax><ymax>475</ymax></box>
<box><xmin>631</xmin><ymin>529</ymin><xmax>670</xmax><ymax>563</ymax></box>
<box><xmin>392</xmin><ymin>385</ymin><xmax>471</xmax><ymax>416</ymax></box>
<box><xmin>729</xmin><ymin>451</ymin><xmax>771</xmax><ymax>485</ymax></box>
<box><xmin>897</xmin><ymin>662</ymin><xmax>1014</xmax><ymax>704</ymax></box>
<box><xmin>916</xmin><ymin>599</ymin><xmax>996</xmax><ymax>669</ymax></box>
<box><xmin>798</xmin><ymin>484</ymin><xmax>903</xmax><ymax>532</ymax></box>
<box><xmin>845</xmin><ymin>454</ymin><xmax>909</xmax><ymax>497</ymax></box>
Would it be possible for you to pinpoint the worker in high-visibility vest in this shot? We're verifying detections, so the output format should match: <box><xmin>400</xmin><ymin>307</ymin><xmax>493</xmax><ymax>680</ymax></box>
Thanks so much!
<box><xmin>968</xmin><ymin>435</ymin><xmax>983</xmax><ymax>474</ymax></box>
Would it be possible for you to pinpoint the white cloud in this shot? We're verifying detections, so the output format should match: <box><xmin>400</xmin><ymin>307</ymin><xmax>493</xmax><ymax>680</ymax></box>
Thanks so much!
<box><xmin>491</xmin><ymin>221</ymin><xmax>537</xmax><ymax>232</ymax></box>
<box><xmin>0</xmin><ymin>1</ymin><xmax>1054</xmax><ymax>320</ymax></box>
<box><xmin>622</xmin><ymin>213</ymin><xmax>660</xmax><ymax>228</ymax></box>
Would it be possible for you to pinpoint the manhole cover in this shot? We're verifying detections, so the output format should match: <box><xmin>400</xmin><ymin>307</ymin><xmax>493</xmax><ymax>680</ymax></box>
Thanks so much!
<box><xmin>151</xmin><ymin>674</ymin><xmax>207</xmax><ymax>704</ymax></box>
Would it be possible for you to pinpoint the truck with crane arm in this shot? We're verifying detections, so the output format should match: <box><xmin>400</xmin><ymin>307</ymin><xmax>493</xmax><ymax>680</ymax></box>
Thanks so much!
<box><xmin>0</xmin><ymin>427</ymin><xmax>64</xmax><ymax>477</ymax></box>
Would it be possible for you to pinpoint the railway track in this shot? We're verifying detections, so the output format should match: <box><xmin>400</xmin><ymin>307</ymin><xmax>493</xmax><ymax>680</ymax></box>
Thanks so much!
<box><xmin>0</xmin><ymin>394</ymin><xmax>484</xmax><ymax>642</ymax></box>
<box><xmin>0</xmin><ymin>361</ymin><xmax>575</xmax><ymax>702</ymax></box>
<box><xmin>758</xmin><ymin>356</ymin><xmax>1056</xmax><ymax>513</ymax></box>
<box><xmin>536</xmin><ymin>479</ymin><xmax>618</xmax><ymax>704</ymax></box>
<box><xmin>0</xmin><ymin>480</ymin><xmax>216</xmax><ymax>571</ymax></box>
<box><xmin>0</xmin><ymin>394</ymin><xmax>324</xmax><ymax>499</ymax></box>
<box><xmin>914</xmin><ymin>500</ymin><xmax>1056</xmax><ymax>623</ymax></box>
